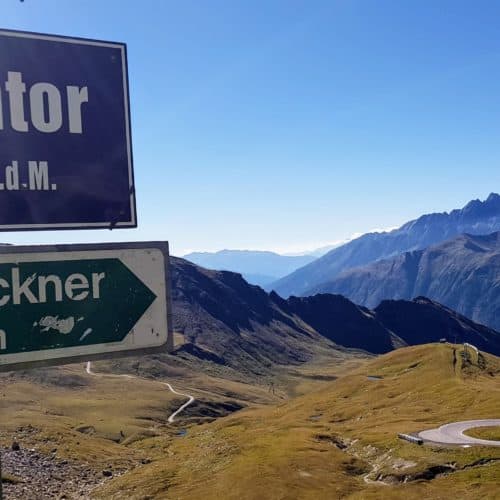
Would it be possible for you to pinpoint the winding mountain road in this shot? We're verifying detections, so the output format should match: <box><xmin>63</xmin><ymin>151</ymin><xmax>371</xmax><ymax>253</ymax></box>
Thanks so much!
<box><xmin>85</xmin><ymin>361</ymin><xmax>195</xmax><ymax>423</ymax></box>
<box><xmin>418</xmin><ymin>419</ymin><xmax>500</xmax><ymax>447</ymax></box>
<box><xmin>163</xmin><ymin>383</ymin><xmax>195</xmax><ymax>423</ymax></box>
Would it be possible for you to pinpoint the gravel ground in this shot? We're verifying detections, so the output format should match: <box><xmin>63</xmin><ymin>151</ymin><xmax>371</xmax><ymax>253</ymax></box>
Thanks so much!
<box><xmin>1</xmin><ymin>446</ymin><xmax>113</xmax><ymax>499</ymax></box>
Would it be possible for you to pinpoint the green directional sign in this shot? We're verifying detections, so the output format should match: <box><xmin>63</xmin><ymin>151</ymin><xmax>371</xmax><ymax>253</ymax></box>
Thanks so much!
<box><xmin>0</xmin><ymin>242</ymin><xmax>171</xmax><ymax>371</ymax></box>
<box><xmin>0</xmin><ymin>258</ymin><xmax>156</xmax><ymax>354</ymax></box>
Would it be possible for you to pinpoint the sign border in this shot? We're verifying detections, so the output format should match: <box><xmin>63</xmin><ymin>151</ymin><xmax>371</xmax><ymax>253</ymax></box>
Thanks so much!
<box><xmin>0</xmin><ymin>28</ymin><xmax>137</xmax><ymax>231</ymax></box>
<box><xmin>0</xmin><ymin>241</ymin><xmax>172</xmax><ymax>372</ymax></box>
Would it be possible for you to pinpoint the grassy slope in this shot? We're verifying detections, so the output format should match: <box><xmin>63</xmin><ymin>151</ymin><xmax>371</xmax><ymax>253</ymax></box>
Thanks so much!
<box><xmin>0</xmin><ymin>360</ymin><xmax>282</xmax><ymax>471</ymax></box>
<box><xmin>465</xmin><ymin>427</ymin><xmax>500</xmax><ymax>441</ymax></box>
<box><xmin>0</xmin><ymin>363</ymin><xmax>179</xmax><ymax>469</ymax></box>
<box><xmin>96</xmin><ymin>344</ymin><xmax>500</xmax><ymax>500</ymax></box>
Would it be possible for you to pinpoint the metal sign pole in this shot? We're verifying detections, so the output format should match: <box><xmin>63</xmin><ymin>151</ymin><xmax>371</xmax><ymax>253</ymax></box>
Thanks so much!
<box><xmin>1</xmin><ymin>446</ymin><xmax>3</xmax><ymax>500</ymax></box>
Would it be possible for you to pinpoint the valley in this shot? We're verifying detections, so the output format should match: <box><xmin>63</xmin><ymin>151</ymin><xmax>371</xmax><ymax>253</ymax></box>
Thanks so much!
<box><xmin>95</xmin><ymin>344</ymin><xmax>500</xmax><ymax>499</ymax></box>
<box><xmin>2</xmin><ymin>342</ymin><xmax>498</xmax><ymax>499</ymax></box>
<box><xmin>0</xmin><ymin>344</ymin><xmax>366</xmax><ymax>499</ymax></box>
<box><xmin>2</xmin><ymin>250</ymin><xmax>499</xmax><ymax>499</ymax></box>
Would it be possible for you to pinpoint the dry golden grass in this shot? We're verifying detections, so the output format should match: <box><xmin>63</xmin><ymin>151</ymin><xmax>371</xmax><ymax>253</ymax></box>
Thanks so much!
<box><xmin>464</xmin><ymin>426</ymin><xmax>500</xmax><ymax>441</ymax></box>
<box><xmin>0</xmin><ymin>357</ymin><xmax>285</xmax><ymax>469</ymax></box>
<box><xmin>2</xmin><ymin>344</ymin><xmax>499</xmax><ymax>499</ymax></box>
<box><xmin>96</xmin><ymin>344</ymin><xmax>500</xmax><ymax>500</ymax></box>
<box><xmin>0</xmin><ymin>363</ymin><xmax>181</xmax><ymax>468</ymax></box>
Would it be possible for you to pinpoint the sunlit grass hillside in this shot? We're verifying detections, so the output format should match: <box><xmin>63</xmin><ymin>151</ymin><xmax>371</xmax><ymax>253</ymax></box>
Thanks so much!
<box><xmin>96</xmin><ymin>344</ymin><xmax>500</xmax><ymax>499</ymax></box>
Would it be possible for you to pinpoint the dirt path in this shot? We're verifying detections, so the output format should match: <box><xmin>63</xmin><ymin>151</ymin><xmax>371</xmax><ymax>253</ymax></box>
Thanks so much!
<box><xmin>85</xmin><ymin>361</ymin><xmax>195</xmax><ymax>423</ymax></box>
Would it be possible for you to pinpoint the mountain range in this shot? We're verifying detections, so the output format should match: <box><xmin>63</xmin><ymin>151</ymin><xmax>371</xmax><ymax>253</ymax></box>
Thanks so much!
<box><xmin>182</xmin><ymin>250</ymin><xmax>316</xmax><ymax>287</ymax></box>
<box><xmin>271</xmin><ymin>193</ymin><xmax>500</xmax><ymax>297</ymax></box>
<box><xmin>168</xmin><ymin>257</ymin><xmax>500</xmax><ymax>375</ymax></box>
<box><xmin>169</xmin><ymin>256</ymin><xmax>332</xmax><ymax>377</ymax></box>
<box><xmin>310</xmin><ymin>231</ymin><xmax>500</xmax><ymax>331</ymax></box>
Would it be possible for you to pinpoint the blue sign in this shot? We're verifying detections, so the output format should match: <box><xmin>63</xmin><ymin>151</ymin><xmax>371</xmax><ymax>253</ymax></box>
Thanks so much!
<box><xmin>0</xmin><ymin>29</ymin><xmax>136</xmax><ymax>230</ymax></box>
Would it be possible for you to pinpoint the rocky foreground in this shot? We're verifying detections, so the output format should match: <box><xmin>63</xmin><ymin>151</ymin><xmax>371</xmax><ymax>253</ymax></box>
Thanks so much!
<box><xmin>1</xmin><ymin>444</ymin><xmax>118</xmax><ymax>499</ymax></box>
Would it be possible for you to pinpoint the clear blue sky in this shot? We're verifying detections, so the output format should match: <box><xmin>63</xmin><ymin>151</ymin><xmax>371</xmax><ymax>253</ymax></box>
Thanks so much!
<box><xmin>2</xmin><ymin>0</ymin><xmax>500</xmax><ymax>255</ymax></box>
